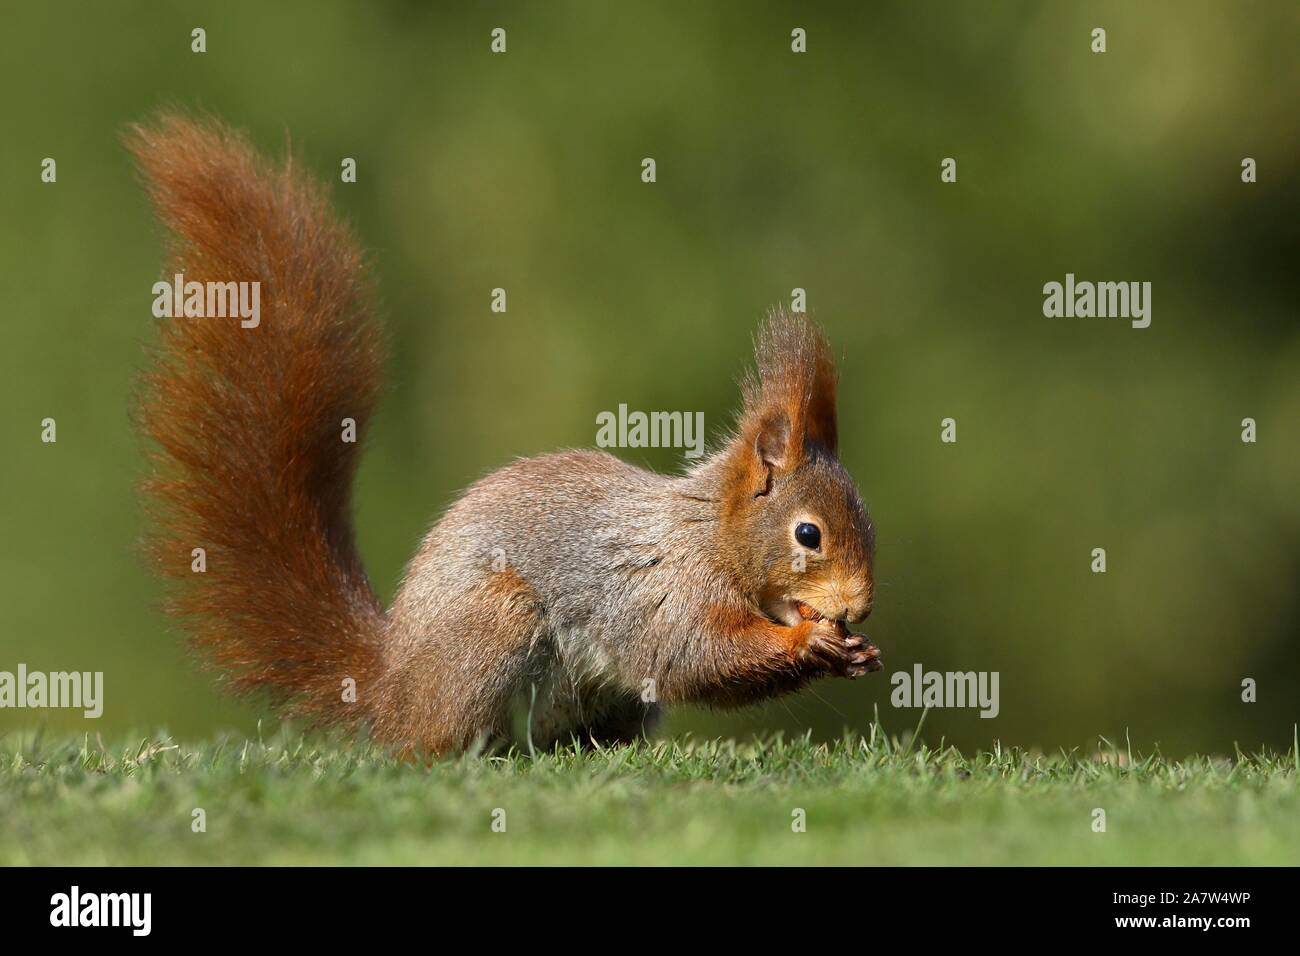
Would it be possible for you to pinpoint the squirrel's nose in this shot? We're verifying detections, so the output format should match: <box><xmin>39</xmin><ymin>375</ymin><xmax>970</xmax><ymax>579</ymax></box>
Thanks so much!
<box><xmin>830</xmin><ymin>578</ymin><xmax>873</xmax><ymax>623</ymax></box>
<box><xmin>845</xmin><ymin>590</ymin><xmax>873</xmax><ymax>624</ymax></box>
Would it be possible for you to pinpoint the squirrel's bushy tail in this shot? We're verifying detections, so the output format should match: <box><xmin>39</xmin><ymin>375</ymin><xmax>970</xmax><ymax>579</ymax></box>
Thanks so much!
<box><xmin>128</xmin><ymin>113</ymin><xmax>385</xmax><ymax>724</ymax></box>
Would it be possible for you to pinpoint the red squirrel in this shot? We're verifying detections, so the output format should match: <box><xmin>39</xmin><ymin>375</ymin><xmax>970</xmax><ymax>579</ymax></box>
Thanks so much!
<box><xmin>128</xmin><ymin>113</ymin><xmax>879</xmax><ymax>756</ymax></box>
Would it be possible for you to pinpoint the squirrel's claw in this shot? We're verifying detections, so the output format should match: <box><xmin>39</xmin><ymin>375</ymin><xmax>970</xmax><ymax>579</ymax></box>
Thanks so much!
<box><xmin>799</xmin><ymin>620</ymin><xmax>882</xmax><ymax>679</ymax></box>
<box><xmin>845</xmin><ymin>642</ymin><xmax>883</xmax><ymax>678</ymax></box>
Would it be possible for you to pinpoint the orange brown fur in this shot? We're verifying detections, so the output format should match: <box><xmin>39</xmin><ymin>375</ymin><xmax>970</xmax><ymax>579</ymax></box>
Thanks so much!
<box><xmin>128</xmin><ymin>114</ymin><xmax>385</xmax><ymax>723</ymax></box>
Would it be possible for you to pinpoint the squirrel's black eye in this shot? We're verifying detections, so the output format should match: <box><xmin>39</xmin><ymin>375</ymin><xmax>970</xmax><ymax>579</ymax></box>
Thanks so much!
<box><xmin>794</xmin><ymin>522</ymin><xmax>821</xmax><ymax>550</ymax></box>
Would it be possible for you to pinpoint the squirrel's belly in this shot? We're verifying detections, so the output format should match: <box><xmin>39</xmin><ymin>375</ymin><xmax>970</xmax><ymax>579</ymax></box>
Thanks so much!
<box><xmin>512</xmin><ymin>670</ymin><xmax>639</xmax><ymax>749</ymax></box>
<box><xmin>509</xmin><ymin>626</ymin><xmax>643</xmax><ymax>748</ymax></box>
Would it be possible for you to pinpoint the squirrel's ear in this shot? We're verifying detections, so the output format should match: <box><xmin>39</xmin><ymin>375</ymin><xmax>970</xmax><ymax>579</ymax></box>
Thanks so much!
<box><xmin>719</xmin><ymin>311</ymin><xmax>839</xmax><ymax>501</ymax></box>
<box><xmin>754</xmin><ymin>408</ymin><xmax>794</xmax><ymax>472</ymax></box>
<box><xmin>741</xmin><ymin>309</ymin><xmax>839</xmax><ymax>462</ymax></box>
<box><xmin>719</xmin><ymin>408</ymin><xmax>791</xmax><ymax>503</ymax></box>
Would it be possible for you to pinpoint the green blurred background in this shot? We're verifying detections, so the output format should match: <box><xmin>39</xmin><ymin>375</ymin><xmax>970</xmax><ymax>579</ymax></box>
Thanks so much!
<box><xmin>2</xmin><ymin>1</ymin><xmax>1297</xmax><ymax>756</ymax></box>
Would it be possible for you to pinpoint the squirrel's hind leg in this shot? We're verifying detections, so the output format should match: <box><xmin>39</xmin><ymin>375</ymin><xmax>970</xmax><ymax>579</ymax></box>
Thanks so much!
<box><xmin>377</xmin><ymin>567</ymin><xmax>548</xmax><ymax>756</ymax></box>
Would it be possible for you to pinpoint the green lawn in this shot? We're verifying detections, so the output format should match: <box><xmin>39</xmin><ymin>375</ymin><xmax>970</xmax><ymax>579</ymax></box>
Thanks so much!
<box><xmin>3</xmin><ymin>724</ymin><xmax>1297</xmax><ymax>865</ymax></box>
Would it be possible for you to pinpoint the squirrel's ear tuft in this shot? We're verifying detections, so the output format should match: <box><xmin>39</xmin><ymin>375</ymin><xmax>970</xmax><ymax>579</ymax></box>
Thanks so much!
<box><xmin>740</xmin><ymin>308</ymin><xmax>839</xmax><ymax>466</ymax></box>
<box><xmin>716</xmin><ymin>310</ymin><xmax>840</xmax><ymax>506</ymax></box>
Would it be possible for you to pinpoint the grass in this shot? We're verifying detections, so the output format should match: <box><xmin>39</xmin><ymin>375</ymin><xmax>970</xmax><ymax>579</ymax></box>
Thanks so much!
<box><xmin>2</xmin><ymin>721</ymin><xmax>1297</xmax><ymax>865</ymax></box>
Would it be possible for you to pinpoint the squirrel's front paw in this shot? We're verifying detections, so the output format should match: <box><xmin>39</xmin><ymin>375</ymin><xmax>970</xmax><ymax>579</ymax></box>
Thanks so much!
<box><xmin>797</xmin><ymin>620</ymin><xmax>882</xmax><ymax>679</ymax></box>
